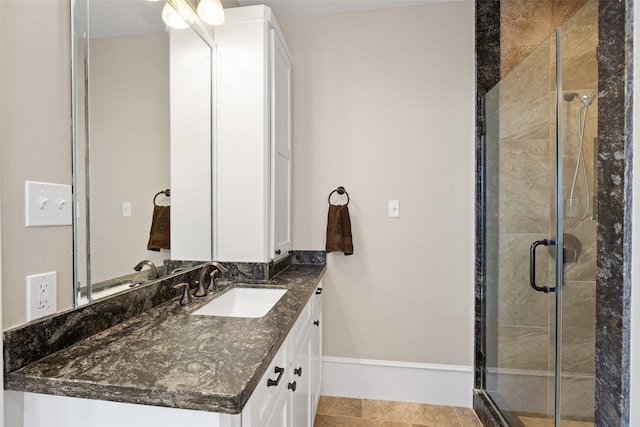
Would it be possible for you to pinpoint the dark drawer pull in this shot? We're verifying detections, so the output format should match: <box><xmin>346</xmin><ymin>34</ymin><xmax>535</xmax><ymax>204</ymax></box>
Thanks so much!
<box><xmin>294</xmin><ymin>367</ymin><xmax>302</xmax><ymax>377</ymax></box>
<box><xmin>313</xmin><ymin>320</ymin><xmax>320</xmax><ymax>326</ymax></box>
<box><xmin>288</xmin><ymin>381</ymin><xmax>297</xmax><ymax>392</ymax></box>
<box><xmin>315</xmin><ymin>287</ymin><xmax>323</xmax><ymax>295</ymax></box>
<box><xmin>275</xmin><ymin>249</ymin><xmax>282</xmax><ymax>255</ymax></box>
<box><xmin>267</xmin><ymin>366</ymin><xmax>285</xmax><ymax>387</ymax></box>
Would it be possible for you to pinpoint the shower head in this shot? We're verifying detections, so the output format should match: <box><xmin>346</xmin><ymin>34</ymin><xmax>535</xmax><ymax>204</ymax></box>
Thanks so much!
<box><xmin>563</xmin><ymin>90</ymin><xmax>597</xmax><ymax>106</ymax></box>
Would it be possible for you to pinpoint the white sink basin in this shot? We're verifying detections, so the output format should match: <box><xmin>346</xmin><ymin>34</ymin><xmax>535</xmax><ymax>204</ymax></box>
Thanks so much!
<box><xmin>191</xmin><ymin>287</ymin><xmax>287</xmax><ymax>318</ymax></box>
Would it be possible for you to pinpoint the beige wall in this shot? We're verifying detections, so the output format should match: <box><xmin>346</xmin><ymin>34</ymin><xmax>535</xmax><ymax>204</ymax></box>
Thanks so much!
<box><xmin>279</xmin><ymin>2</ymin><xmax>475</xmax><ymax>365</ymax></box>
<box><xmin>88</xmin><ymin>33</ymin><xmax>170</xmax><ymax>283</ymax></box>
<box><xmin>0</xmin><ymin>1</ymin><xmax>74</xmax><ymax>329</ymax></box>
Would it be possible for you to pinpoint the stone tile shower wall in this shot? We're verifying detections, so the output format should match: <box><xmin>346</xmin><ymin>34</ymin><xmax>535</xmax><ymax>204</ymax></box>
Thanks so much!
<box><xmin>500</xmin><ymin>0</ymin><xmax>588</xmax><ymax>78</ymax></box>
<box><xmin>476</xmin><ymin>0</ymin><xmax>631</xmax><ymax>425</ymax></box>
<box><xmin>490</xmin><ymin>0</ymin><xmax>598</xmax><ymax>421</ymax></box>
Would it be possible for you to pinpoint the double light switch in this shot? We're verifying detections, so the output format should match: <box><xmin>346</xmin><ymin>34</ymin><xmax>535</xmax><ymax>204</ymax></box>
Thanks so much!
<box><xmin>25</xmin><ymin>181</ymin><xmax>73</xmax><ymax>227</ymax></box>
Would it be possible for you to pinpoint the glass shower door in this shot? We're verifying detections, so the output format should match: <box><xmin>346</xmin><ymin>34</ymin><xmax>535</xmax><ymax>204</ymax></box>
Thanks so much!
<box><xmin>482</xmin><ymin>30</ymin><xmax>559</xmax><ymax>426</ymax></box>
<box><xmin>481</xmin><ymin>1</ymin><xmax>597</xmax><ymax>425</ymax></box>
<box><xmin>557</xmin><ymin>1</ymin><xmax>597</xmax><ymax>424</ymax></box>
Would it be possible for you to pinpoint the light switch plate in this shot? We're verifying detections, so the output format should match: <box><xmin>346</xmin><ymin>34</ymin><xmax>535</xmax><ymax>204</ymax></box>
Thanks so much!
<box><xmin>388</xmin><ymin>200</ymin><xmax>400</xmax><ymax>218</ymax></box>
<box><xmin>26</xmin><ymin>271</ymin><xmax>57</xmax><ymax>321</ymax></box>
<box><xmin>25</xmin><ymin>181</ymin><xmax>73</xmax><ymax>227</ymax></box>
<box><xmin>122</xmin><ymin>202</ymin><xmax>132</xmax><ymax>218</ymax></box>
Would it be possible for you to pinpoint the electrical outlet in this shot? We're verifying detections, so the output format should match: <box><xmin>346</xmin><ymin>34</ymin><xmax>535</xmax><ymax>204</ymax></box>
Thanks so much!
<box><xmin>26</xmin><ymin>271</ymin><xmax>57</xmax><ymax>321</ymax></box>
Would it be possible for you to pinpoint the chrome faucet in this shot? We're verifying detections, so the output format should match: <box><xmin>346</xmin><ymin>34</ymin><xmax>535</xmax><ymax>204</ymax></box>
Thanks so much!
<box><xmin>133</xmin><ymin>260</ymin><xmax>159</xmax><ymax>280</ymax></box>
<box><xmin>194</xmin><ymin>262</ymin><xmax>227</xmax><ymax>297</ymax></box>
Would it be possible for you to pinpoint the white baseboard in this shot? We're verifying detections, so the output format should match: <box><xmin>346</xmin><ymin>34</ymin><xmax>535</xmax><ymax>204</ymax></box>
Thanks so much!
<box><xmin>321</xmin><ymin>356</ymin><xmax>474</xmax><ymax>408</ymax></box>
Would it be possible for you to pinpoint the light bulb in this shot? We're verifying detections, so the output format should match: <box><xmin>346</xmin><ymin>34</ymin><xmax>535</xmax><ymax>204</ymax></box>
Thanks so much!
<box><xmin>197</xmin><ymin>0</ymin><xmax>225</xmax><ymax>25</ymax></box>
<box><xmin>162</xmin><ymin>2</ymin><xmax>189</xmax><ymax>29</ymax></box>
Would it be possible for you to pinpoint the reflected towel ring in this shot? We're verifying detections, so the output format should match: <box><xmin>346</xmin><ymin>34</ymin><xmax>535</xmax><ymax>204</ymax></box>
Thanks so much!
<box><xmin>153</xmin><ymin>189</ymin><xmax>171</xmax><ymax>206</ymax></box>
<box><xmin>328</xmin><ymin>186</ymin><xmax>349</xmax><ymax>206</ymax></box>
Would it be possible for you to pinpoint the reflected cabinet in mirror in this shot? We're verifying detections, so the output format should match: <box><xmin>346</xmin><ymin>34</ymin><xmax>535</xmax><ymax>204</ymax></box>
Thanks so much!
<box><xmin>72</xmin><ymin>0</ymin><xmax>216</xmax><ymax>305</ymax></box>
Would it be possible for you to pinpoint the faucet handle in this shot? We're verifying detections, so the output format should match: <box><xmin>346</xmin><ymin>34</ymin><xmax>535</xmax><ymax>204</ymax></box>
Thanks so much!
<box><xmin>172</xmin><ymin>282</ymin><xmax>193</xmax><ymax>305</ymax></box>
<box><xmin>194</xmin><ymin>277</ymin><xmax>208</xmax><ymax>298</ymax></box>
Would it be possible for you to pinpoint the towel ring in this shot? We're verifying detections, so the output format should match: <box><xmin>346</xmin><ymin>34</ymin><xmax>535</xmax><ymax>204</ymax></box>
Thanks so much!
<box><xmin>328</xmin><ymin>186</ymin><xmax>349</xmax><ymax>206</ymax></box>
<box><xmin>153</xmin><ymin>189</ymin><xmax>171</xmax><ymax>206</ymax></box>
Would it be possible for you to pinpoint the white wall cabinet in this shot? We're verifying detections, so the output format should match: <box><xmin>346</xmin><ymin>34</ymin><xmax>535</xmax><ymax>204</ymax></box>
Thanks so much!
<box><xmin>242</xmin><ymin>281</ymin><xmax>323</xmax><ymax>427</ymax></box>
<box><xmin>215</xmin><ymin>6</ymin><xmax>292</xmax><ymax>263</ymax></box>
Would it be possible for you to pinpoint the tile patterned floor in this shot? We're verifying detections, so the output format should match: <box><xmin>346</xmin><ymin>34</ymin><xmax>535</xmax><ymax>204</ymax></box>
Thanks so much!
<box><xmin>313</xmin><ymin>396</ymin><xmax>483</xmax><ymax>427</ymax></box>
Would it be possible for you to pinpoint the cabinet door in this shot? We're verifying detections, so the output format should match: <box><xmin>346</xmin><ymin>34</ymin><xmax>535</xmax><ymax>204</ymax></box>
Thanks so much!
<box><xmin>270</xmin><ymin>27</ymin><xmax>292</xmax><ymax>260</ymax></box>
<box><xmin>288</xmin><ymin>330</ymin><xmax>311</xmax><ymax>427</ymax></box>
<box><xmin>310</xmin><ymin>297</ymin><xmax>323</xmax><ymax>421</ymax></box>
<box><xmin>242</xmin><ymin>344</ymin><xmax>288</xmax><ymax>427</ymax></box>
<box><xmin>262</xmin><ymin>392</ymin><xmax>288</xmax><ymax>427</ymax></box>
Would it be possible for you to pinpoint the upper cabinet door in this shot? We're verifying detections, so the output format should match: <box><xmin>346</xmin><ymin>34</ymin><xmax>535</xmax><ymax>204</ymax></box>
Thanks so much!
<box><xmin>271</xmin><ymin>28</ymin><xmax>292</xmax><ymax>260</ymax></box>
<box><xmin>215</xmin><ymin>6</ymin><xmax>292</xmax><ymax>263</ymax></box>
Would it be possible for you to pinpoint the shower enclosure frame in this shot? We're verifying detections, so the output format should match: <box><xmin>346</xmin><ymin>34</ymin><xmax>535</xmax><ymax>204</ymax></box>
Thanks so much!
<box><xmin>473</xmin><ymin>1</ymin><xmax>633</xmax><ymax>426</ymax></box>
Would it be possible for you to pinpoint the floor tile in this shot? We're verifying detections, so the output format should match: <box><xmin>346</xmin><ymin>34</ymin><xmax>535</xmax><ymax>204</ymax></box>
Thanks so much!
<box><xmin>412</xmin><ymin>403</ymin><xmax>461</xmax><ymax>426</ymax></box>
<box><xmin>454</xmin><ymin>406</ymin><xmax>484</xmax><ymax>426</ymax></box>
<box><xmin>313</xmin><ymin>396</ymin><xmax>478</xmax><ymax>427</ymax></box>
<box><xmin>314</xmin><ymin>414</ymin><xmax>368</xmax><ymax>427</ymax></box>
<box><xmin>318</xmin><ymin>396</ymin><xmax>363</xmax><ymax>418</ymax></box>
<box><xmin>362</xmin><ymin>399</ymin><xmax>416</xmax><ymax>423</ymax></box>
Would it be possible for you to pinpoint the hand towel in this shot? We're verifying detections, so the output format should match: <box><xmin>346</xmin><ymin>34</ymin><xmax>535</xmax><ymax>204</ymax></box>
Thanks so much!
<box><xmin>147</xmin><ymin>205</ymin><xmax>170</xmax><ymax>251</ymax></box>
<box><xmin>326</xmin><ymin>204</ymin><xmax>353</xmax><ymax>255</ymax></box>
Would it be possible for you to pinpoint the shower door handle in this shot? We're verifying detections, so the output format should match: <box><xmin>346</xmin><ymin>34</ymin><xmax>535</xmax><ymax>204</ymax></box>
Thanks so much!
<box><xmin>529</xmin><ymin>239</ymin><xmax>556</xmax><ymax>293</ymax></box>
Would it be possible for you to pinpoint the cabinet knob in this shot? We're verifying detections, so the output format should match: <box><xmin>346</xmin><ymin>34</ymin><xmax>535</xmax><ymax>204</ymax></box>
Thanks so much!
<box><xmin>294</xmin><ymin>367</ymin><xmax>302</xmax><ymax>377</ymax></box>
<box><xmin>288</xmin><ymin>381</ymin><xmax>297</xmax><ymax>392</ymax></box>
<box><xmin>275</xmin><ymin>249</ymin><xmax>282</xmax><ymax>255</ymax></box>
<box><xmin>313</xmin><ymin>320</ymin><xmax>320</xmax><ymax>326</ymax></box>
<box><xmin>267</xmin><ymin>366</ymin><xmax>285</xmax><ymax>387</ymax></box>
<box><xmin>315</xmin><ymin>287</ymin><xmax>323</xmax><ymax>295</ymax></box>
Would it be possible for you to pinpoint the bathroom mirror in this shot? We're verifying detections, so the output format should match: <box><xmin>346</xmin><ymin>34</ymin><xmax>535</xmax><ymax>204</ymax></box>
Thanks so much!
<box><xmin>72</xmin><ymin>0</ymin><xmax>215</xmax><ymax>304</ymax></box>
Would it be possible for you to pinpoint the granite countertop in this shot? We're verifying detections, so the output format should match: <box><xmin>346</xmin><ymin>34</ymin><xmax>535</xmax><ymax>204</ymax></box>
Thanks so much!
<box><xmin>5</xmin><ymin>264</ymin><xmax>325</xmax><ymax>414</ymax></box>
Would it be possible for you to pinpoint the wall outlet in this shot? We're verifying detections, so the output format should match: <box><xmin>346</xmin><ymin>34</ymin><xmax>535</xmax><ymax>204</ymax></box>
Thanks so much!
<box><xmin>26</xmin><ymin>271</ymin><xmax>57</xmax><ymax>321</ymax></box>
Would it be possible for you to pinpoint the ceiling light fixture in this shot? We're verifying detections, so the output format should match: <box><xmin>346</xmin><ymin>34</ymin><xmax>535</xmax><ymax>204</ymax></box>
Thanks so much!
<box><xmin>196</xmin><ymin>0</ymin><xmax>225</xmax><ymax>25</ymax></box>
<box><xmin>162</xmin><ymin>2</ymin><xmax>189</xmax><ymax>29</ymax></box>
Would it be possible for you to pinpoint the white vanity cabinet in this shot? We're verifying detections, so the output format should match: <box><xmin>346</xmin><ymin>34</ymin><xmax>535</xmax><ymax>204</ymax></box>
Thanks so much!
<box><xmin>215</xmin><ymin>5</ymin><xmax>292</xmax><ymax>263</ymax></box>
<box><xmin>7</xmin><ymin>282</ymin><xmax>324</xmax><ymax>427</ymax></box>
<box><xmin>242</xmin><ymin>281</ymin><xmax>324</xmax><ymax>427</ymax></box>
